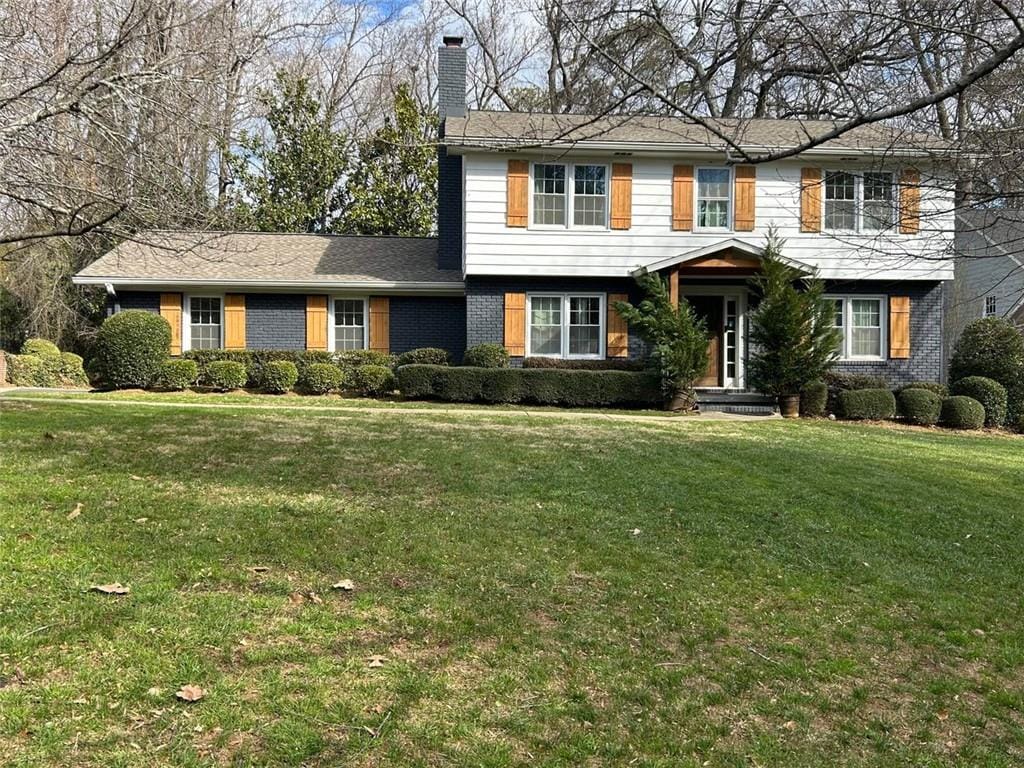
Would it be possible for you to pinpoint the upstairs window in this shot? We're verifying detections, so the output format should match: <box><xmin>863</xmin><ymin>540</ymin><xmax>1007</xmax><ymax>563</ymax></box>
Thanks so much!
<box><xmin>984</xmin><ymin>295</ymin><xmax>997</xmax><ymax>318</ymax></box>
<box><xmin>824</xmin><ymin>171</ymin><xmax>896</xmax><ymax>233</ymax></box>
<box><xmin>189</xmin><ymin>297</ymin><xmax>221</xmax><ymax>350</ymax></box>
<box><xmin>696</xmin><ymin>168</ymin><xmax>731</xmax><ymax>229</ymax></box>
<box><xmin>531</xmin><ymin>163</ymin><xmax>608</xmax><ymax>228</ymax></box>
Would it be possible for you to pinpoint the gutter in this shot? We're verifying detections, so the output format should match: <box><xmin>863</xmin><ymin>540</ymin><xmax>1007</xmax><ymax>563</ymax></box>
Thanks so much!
<box><xmin>71</xmin><ymin>275</ymin><xmax>466</xmax><ymax>296</ymax></box>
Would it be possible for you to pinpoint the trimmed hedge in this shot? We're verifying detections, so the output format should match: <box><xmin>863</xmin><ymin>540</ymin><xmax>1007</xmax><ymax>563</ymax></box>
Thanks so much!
<box><xmin>59</xmin><ymin>352</ymin><xmax>89</xmax><ymax>387</ymax></box>
<box><xmin>950</xmin><ymin>376</ymin><xmax>1007</xmax><ymax>428</ymax></box>
<box><xmin>824</xmin><ymin>371</ymin><xmax>888</xmax><ymax>413</ymax></box>
<box><xmin>353</xmin><ymin>364</ymin><xmax>396</xmax><ymax>397</ymax></box>
<box><xmin>6</xmin><ymin>354</ymin><xmax>49</xmax><ymax>386</ymax></box>
<box><xmin>396</xmin><ymin>347</ymin><xmax>450</xmax><ymax>367</ymax></box>
<box><xmin>895</xmin><ymin>381</ymin><xmax>948</xmax><ymax>398</ymax></box>
<box><xmin>950</xmin><ymin>318</ymin><xmax>1024</xmax><ymax>426</ymax></box>
<box><xmin>300</xmin><ymin>363</ymin><xmax>344</xmax><ymax>394</ymax></box>
<box><xmin>897</xmin><ymin>388</ymin><xmax>942</xmax><ymax>426</ymax></box>
<box><xmin>21</xmin><ymin>338</ymin><xmax>61</xmax><ymax>358</ymax></box>
<box><xmin>94</xmin><ymin>310</ymin><xmax>171</xmax><ymax>389</ymax></box>
<box><xmin>183</xmin><ymin>349</ymin><xmax>334</xmax><ymax>388</ymax></box>
<box><xmin>941</xmin><ymin>396</ymin><xmax>985</xmax><ymax>430</ymax></box>
<box><xmin>398</xmin><ymin>364</ymin><xmax>662</xmax><ymax>407</ymax></box>
<box><xmin>462</xmin><ymin>343</ymin><xmax>509</xmax><ymax>368</ymax></box>
<box><xmin>836</xmin><ymin>388</ymin><xmax>896</xmax><ymax>420</ymax></box>
<box><xmin>337</xmin><ymin>349</ymin><xmax>395</xmax><ymax>372</ymax></box>
<box><xmin>261</xmin><ymin>360</ymin><xmax>298</xmax><ymax>393</ymax></box>
<box><xmin>799</xmin><ymin>380</ymin><xmax>828</xmax><ymax>418</ymax></box>
<box><xmin>156</xmin><ymin>359</ymin><xmax>198</xmax><ymax>391</ymax></box>
<box><xmin>521</xmin><ymin>357</ymin><xmax>646</xmax><ymax>371</ymax></box>
<box><xmin>207</xmin><ymin>360</ymin><xmax>247</xmax><ymax>391</ymax></box>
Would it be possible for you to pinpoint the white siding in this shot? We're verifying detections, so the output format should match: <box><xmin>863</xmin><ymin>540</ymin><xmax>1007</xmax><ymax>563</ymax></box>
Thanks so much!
<box><xmin>462</xmin><ymin>153</ymin><xmax>955</xmax><ymax>280</ymax></box>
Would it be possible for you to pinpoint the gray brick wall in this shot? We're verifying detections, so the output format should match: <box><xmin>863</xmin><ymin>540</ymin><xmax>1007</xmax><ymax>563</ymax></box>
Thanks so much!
<box><xmin>826</xmin><ymin>280</ymin><xmax>946</xmax><ymax>386</ymax></box>
<box><xmin>465</xmin><ymin>277</ymin><xmax>648</xmax><ymax>365</ymax></box>
<box><xmin>390</xmin><ymin>296</ymin><xmax>466</xmax><ymax>359</ymax></box>
<box><xmin>246</xmin><ymin>294</ymin><xmax>306</xmax><ymax>349</ymax></box>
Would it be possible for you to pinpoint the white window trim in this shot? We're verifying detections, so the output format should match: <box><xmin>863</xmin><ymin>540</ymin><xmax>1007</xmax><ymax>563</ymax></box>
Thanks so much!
<box><xmin>822</xmin><ymin>170</ymin><xmax>897</xmax><ymax>235</ymax></box>
<box><xmin>983</xmin><ymin>295</ymin><xmax>997</xmax><ymax>318</ymax></box>
<box><xmin>525</xmin><ymin>292</ymin><xmax>606</xmax><ymax>360</ymax></box>
<box><xmin>182</xmin><ymin>293</ymin><xmax>225</xmax><ymax>352</ymax></box>
<box><xmin>694</xmin><ymin>166</ymin><xmax>734</xmax><ymax>233</ymax></box>
<box><xmin>528</xmin><ymin>161</ymin><xmax>611</xmax><ymax>231</ymax></box>
<box><xmin>826</xmin><ymin>294</ymin><xmax>888</xmax><ymax>361</ymax></box>
<box><xmin>327</xmin><ymin>295</ymin><xmax>369</xmax><ymax>352</ymax></box>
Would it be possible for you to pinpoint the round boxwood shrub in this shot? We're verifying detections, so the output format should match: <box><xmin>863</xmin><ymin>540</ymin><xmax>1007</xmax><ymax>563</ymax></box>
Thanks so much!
<box><xmin>59</xmin><ymin>352</ymin><xmax>89</xmax><ymax>387</ymax></box>
<box><xmin>896</xmin><ymin>388</ymin><xmax>942</xmax><ymax>426</ymax></box>
<box><xmin>94</xmin><ymin>310</ymin><xmax>171</xmax><ymax>389</ymax></box>
<box><xmin>301</xmin><ymin>363</ymin><xmax>344</xmax><ymax>394</ymax></box>
<box><xmin>260</xmin><ymin>360</ymin><xmax>298</xmax><ymax>394</ymax></box>
<box><xmin>207</xmin><ymin>360</ymin><xmax>247</xmax><ymax>391</ymax></box>
<box><xmin>463</xmin><ymin>343</ymin><xmax>509</xmax><ymax>368</ymax></box>
<box><xmin>799</xmin><ymin>380</ymin><xmax>828</xmax><ymax>418</ymax></box>
<box><xmin>836</xmin><ymin>388</ymin><xmax>896</xmax><ymax>420</ymax></box>
<box><xmin>941</xmin><ymin>395</ymin><xmax>985</xmax><ymax>430</ymax></box>
<box><xmin>950</xmin><ymin>317</ymin><xmax>1024</xmax><ymax>425</ymax></box>
<box><xmin>354</xmin><ymin>364</ymin><xmax>396</xmax><ymax>397</ymax></box>
<box><xmin>396</xmin><ymin>347</ymin><xmax>450</xmax><ymax>367</ymax></box>
<box><xmin>20</xmin><ymin>338</ymin><xmax>61</xmax><ymax>358</ymax></box>
<box><xmin>156</xmin><ymin>359</ymin><xmax>198</xmax><ymax>391</ymax></box>
<box><xmin>949</xmin><ymin>376</ymin><xmax>1007</xmax><ymax>428</ymax></box>
<box><xmin>895</xmin><ymin>381</ymin><xmax>948</xmax><ymax>398</ymax></box>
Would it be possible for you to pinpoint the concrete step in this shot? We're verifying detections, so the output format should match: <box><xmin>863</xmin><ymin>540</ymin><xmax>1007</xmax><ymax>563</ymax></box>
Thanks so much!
<box><xmin>696</xmin><ymin>390</ymin><xmax>778</xmax><ymax>416</ymax></box>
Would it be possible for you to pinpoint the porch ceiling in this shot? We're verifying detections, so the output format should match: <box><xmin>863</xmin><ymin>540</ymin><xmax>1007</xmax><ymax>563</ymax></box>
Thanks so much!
<box><xmin>635</xmin><ymin>238</ymin><xmax>814</xmax><ymax>277</ymax></box>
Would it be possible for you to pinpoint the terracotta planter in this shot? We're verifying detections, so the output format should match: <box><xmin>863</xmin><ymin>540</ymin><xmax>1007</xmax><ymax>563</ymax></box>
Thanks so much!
<box><xmin>779</xmin><ymin>394</ymin><xmax>800</xmax><ymax>418</ymax></box>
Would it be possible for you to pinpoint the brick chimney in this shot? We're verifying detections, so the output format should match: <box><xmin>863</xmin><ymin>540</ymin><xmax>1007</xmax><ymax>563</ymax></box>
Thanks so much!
<box><xmin>437</xmin><ymin>36</ymin><xmax>465</xmax><ymax>271</ymax></box>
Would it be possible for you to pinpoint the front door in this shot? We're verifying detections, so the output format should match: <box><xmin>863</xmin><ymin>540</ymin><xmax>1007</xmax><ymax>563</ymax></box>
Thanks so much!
<box><xmin>687</xmin><ymin>295</ymin><xmax>724</xmax><ymax>387</ymax></box>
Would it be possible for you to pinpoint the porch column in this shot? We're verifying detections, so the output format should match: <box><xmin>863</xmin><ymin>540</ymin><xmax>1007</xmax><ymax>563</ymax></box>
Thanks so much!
<box><xmin>669</xmin><ymin>268</ymin><xmax>679</xmax><ymax>308</ymax></box>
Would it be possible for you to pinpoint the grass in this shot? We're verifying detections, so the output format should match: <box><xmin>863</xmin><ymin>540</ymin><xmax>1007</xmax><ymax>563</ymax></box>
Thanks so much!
<box><xmin>1</xmin><ymin>395</ymin><xmax>1022</xmax><ymax>767</ymax></box>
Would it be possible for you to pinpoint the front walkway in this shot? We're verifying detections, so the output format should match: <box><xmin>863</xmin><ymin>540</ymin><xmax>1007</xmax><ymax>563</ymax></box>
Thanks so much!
<box><xmin>0</xmin><ymin>389</ymin><xmax>779</xmax><ymax>424</ymax></box>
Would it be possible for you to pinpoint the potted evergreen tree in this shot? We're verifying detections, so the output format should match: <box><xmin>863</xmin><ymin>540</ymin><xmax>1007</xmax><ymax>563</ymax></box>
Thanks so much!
<box><xmin>747</xmin><ymin>234</ymin><xmax>841</xmax><ymax>418</ymax></box>
<box><xmin>614</xmin><ymin>272</ymin><xmax>710</xmax><ymax>411</ymax></box>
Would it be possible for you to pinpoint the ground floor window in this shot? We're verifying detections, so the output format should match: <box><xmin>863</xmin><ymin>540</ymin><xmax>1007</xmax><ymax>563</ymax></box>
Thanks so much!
<box><xmin>333</xmin><ymin>298</ymin><xmax>367</xmax><ymax>351</ymax></box>
<box><xmin>527</xmin><ymin>294</ymin><xmax>604</xmax><ymax>358</ymax></box>
<box><xmin>189</xmin><ymin>296</ymin><xmax>222</xmax><ymax>350</ymax></box>
<box><xmin>827</xmin><ymin>295</ymin><xmax>886</xmax><ymax>360</ymax></box>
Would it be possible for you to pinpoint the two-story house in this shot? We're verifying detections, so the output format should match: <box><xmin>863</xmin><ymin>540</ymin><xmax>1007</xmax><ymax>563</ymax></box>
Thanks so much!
<box><xmin>74</xmin><ymin>37</ymin><xmax>955</xmax><ymax>396</ymax></box>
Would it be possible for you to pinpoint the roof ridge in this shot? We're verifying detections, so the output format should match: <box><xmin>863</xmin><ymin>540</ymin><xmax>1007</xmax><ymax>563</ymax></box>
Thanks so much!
<box><xmin>137</xmin><ymin>229</ymin><xmax>439</xmax><ymax>241</ymax></box>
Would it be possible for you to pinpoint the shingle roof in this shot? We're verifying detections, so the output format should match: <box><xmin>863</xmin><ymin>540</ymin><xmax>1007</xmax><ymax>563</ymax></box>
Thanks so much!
<box><xmin>74</xmin><ymin>231</ymin><xmax>462</xmax><ymax>288</ymax></box>
<box><xmin>444</xmin><ymin>110</ymin><xmax>952</xmax><ymax>155</ymax></box>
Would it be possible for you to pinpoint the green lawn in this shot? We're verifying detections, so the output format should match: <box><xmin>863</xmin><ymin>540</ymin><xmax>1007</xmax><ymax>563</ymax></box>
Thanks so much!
<box><xmin>1</xmin><ymin>396</ymin><xmax>1022</xmax><ymax>767</ymax></box>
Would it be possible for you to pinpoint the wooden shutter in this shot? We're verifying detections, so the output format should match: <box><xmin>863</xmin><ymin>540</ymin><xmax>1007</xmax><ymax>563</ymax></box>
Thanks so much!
<box><xmin>800</xmin><ymin>167</ymin><xmax>822</xmax><ymax>233</ymax></box>
<box><xmin>507</xmin><ymin>159</ymin><xmax>529</xmax><ymax>227</ymax></box>
<box><xmin>224</xmin><ymin>294</ymin><xmax>246</xmax><ymax>350</ymax></box>
<box><xmin>889</xmin><ymin>296</ymin><xmax>911</xmax><ymax>359</ymax></box>
<box><xmin>160</xmin><ymin>293</ymin><xmax>182</xmax><ymax>356</ymax></box>
<box><xmin>899</xmin><ymin>169</ymin><xmax>921</xmax><ymax>235</ymax></box>
<box><xmin>369</xmin><ymin>297</ymin><xmax>390</xmax><ymax>353</ymax></box>
<box><xmin>672</xmin><ymin>165</ymin><xmax>694</xmax><ymax>231</ymax></box>
<box><xmin>306</xmin><ymin>295</ymin><xmax>328</xmax><ymax>351</ymax></box>
<box><xmin>610</xmin><ymin>163</ymin><xmax>633</xmax><ymax>230</ymax></box>
<box><xmin>733</xmin><ymin>165</ymin><xmax>756</xmax><ymax>231</ymax></box>
<box><xmin>503</xmin><ymin>292</ymin><xmax>526</xmax><ymax>356</ymax></box>
<box><xmin>607</xmin><ymin>293</ymin><xmax>629</xmax><ymax>358</ymax></box>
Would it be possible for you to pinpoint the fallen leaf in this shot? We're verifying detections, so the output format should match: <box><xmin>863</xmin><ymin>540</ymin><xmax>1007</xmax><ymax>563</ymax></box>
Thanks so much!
<box><xmin>147</xmin><ymin>687</ymin><xmax>163</xmax><ymax>698</ymax></box>
<box><xmin>331</xmin><ymin>579</ymin><xmax>355</xmax><ymax>591</ymax></box>
<box><xmin>367</xmin><ymin>655</ymin><xmax>387</xmax><ymax>669</ymax></box>
<box><xmin>631</xmin><ymin>528</ymin><xmax>641</xmax><ymax>536</ymax></box>
<box><xmin>249</xmin><ymin>566</ymin><xmax>270</xmax><ymax>573</ymax></box>
<box><xmin>67</xmin><ymin>503</ymin><xmax>83</xmax><ymax>520</ymax></box>
<box><xmin>308</xmin><ymin>592</ymin><xmax>323</xmax><ymax>605</ymax></box>
<box><xmin>288</xmin><ymin>592</ymin><xmax>305</xmax><ymax>604</ymax></box>
<box><xmin>176</xmin><ymin>685</ymin><xmax>205</xmax><ymax>702</ymax></box>
<box><xmin>972</xmin><ymin>628</ymin><xmax>986</xmax><ymax>637</ymax></box>
<box><xmin>90</xmin><ymin>583</ymin><xmax>130</xmax><ymax>595</ymax></box>
<box><xmin>129</xmin><ymin>475</ymin><xmax>143</xmax><ymax>481</ymax></box>
<box><xmin>937</xmin><ymin>709</ymin><xmax>949</xmax><ymax>721</ymax></box>
<box><xmin>783</xmin><ymin>720</ymin><xmax>798</xmax><ymax>730</ymax></box>
<box><xmin>134</xmin><ymin>518</ymin><xmax>148</xmax><ymax>524</ymax></box>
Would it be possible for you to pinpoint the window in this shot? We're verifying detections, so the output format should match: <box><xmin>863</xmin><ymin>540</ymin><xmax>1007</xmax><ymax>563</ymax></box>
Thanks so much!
<box><xmin>531</xmin><ymin>163</ymin><xmax>609</xmax><ymax>228</ymax></box>
<box><xmin>696</xmin><ymin>168</ymin><xmax>731</xmax><ymax>229</ymax></box>
<box><xmin>189</xmin><ymin>297</ymin><xmax>221</xmax><ymax>350</ymax></box>
<box><xmin>824</xmin><ymin>171</ymin><xmax>896</xmax><ymax>232</ymax></box>
<box><xmin>527</xmin><ymin>294</ymin><xmax>604</xmax><ymax>358</ymax></box>
<box><xmin>334</xmin><ymin>298</ymin><xmax>366</xmax><ymax>351</ymax></box>
<box><xmin>827</xmin><ymin>296</ymin><xmax>886</xmax><ymax>359</ymax></box>
<box><xmin>573</xmin><ymin>165</ymin><xmax>607</xmax><ymax>227</ymax></box>
<box><xmin>984</xmin><ymin>295</ymin><xmax>997</xmax><ymax>318</ymax></box>
<box><xmin>533</xmin><ymin>164</ymin><xmax>566</xmax><ymax>226</ymax></box>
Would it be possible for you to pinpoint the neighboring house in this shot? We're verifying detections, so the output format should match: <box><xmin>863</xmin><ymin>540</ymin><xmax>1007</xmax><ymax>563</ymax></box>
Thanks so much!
<box><xmin>74</xmin><ymin>36</ymin><xmax>955</xmax><ymax>394</ymax></box>
<box><xmin>945</xmin><ymin>209</ymin><xmax>1024</xmax><ymax>362</ymax></box>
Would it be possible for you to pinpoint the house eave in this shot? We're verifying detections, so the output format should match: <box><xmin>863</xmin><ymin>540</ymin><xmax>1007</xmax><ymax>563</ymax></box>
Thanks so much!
<box><xmin>71</xmin><ymin>275</ymin><xmax>466</xmax><ymax>296</ymax></box>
